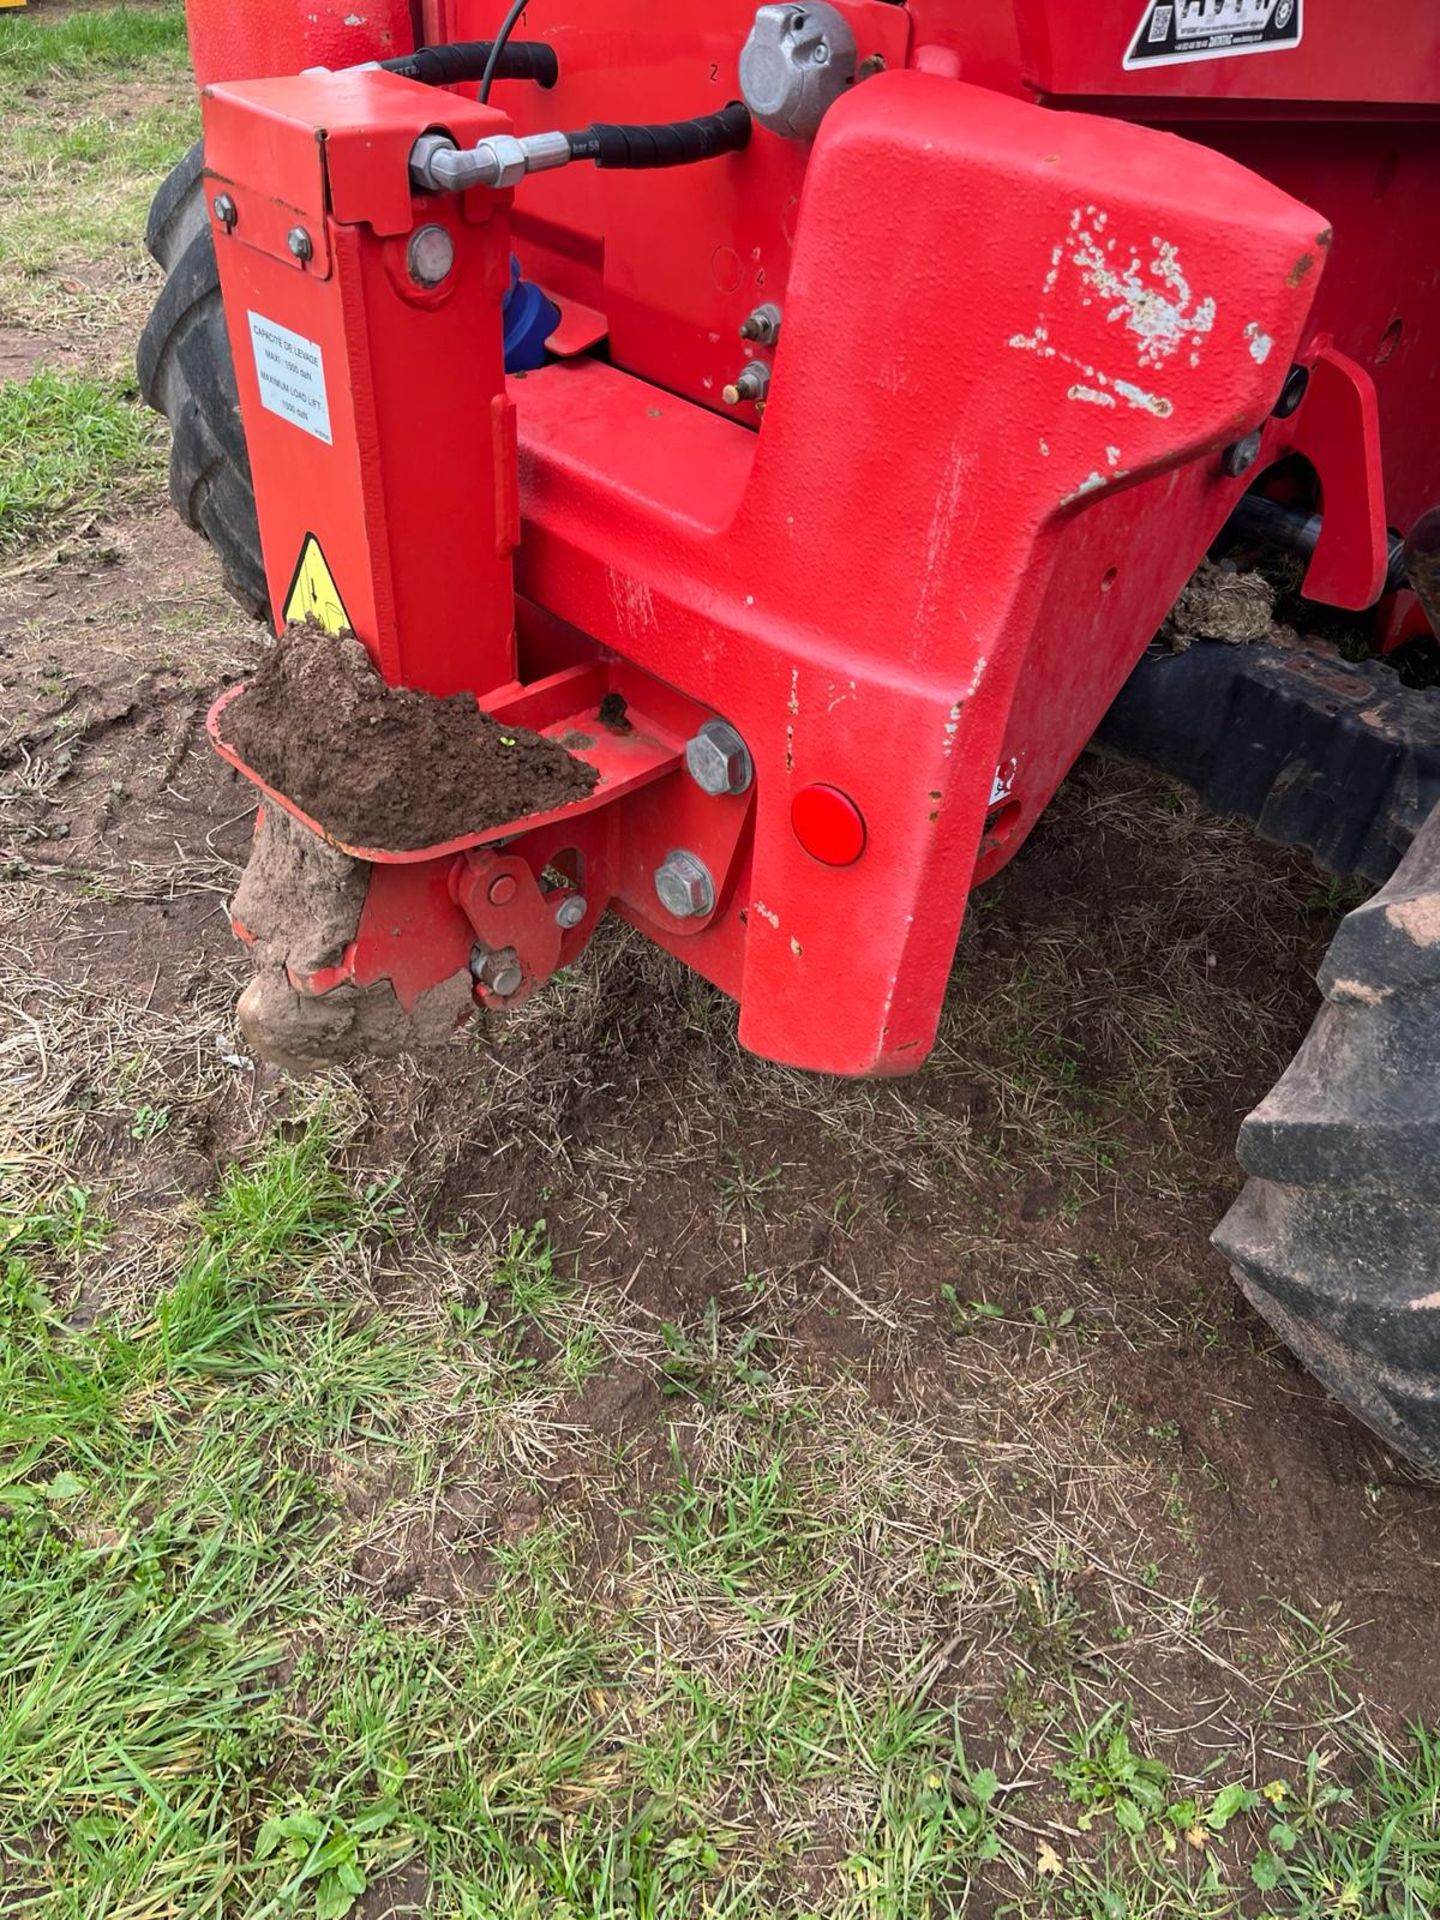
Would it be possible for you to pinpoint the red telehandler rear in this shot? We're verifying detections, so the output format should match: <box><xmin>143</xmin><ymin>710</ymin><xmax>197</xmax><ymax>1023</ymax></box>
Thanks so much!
<box><xmin>139</xmin><ymin>0</ymin><xmax>1440</xmax><ymax>1471</ymax></box>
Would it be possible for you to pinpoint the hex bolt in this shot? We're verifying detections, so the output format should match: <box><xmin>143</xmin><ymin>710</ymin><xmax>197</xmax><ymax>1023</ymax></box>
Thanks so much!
<box><xmin>1273</xmin><ymin>363</ymin><xmax>1310</xmax><ymax>419</ymax></box>
<box><xmin>212</xmin><ymin>192</ymin><xmax>237</xmax><ymax>231</ymax></box>
<box><xmin>287</xmin><ymin>226</ymin><xmax>314</xmax><ymax>264</ymax></box>
<box><xmin>722</xmin><ymin>362</ymin><xmax>771</xmax><ymax>407</ymax></box>
<box><xmin>739</xmin><ymin>302</ymin><xmax>782</xmax><ymax>346</ymax></box>
<box><xmin>654</xmin><ymin>850</ymin><xmax>716</xmax><ymax>920</ymax></box>
<box><xmin>685</xmin><ymin>718</ymin><xmax>754</xmax><ymax>797</ymax></box>
<box><xmin>407</xmin><ymin>223</ymin><xmax>456</xmax><ymax>288</ymax></box>
<box><xmin>470</xmin><ymin>943</ymin><xmax>524</xmax><ymax>998</ymax></box>
<box><xmin>554</xmin><ymin>894</ymin><xmax>587</xmax><ymax>929</ymax></box>
<box><xmin>1221</xmin><ymin>429</ymin><xmax>1263</xmax><ymax>478</ymax></box>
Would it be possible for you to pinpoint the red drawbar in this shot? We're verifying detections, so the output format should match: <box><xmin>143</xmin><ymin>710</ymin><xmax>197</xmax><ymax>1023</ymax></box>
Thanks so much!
<box><xmin>791</xmin><ymin>785</ymin><xmax>866</xmax><ymax>867</ymax></box>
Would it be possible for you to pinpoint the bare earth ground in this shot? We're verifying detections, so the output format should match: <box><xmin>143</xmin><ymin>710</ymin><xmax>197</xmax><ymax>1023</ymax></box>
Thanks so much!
<box><xmin>2</xmin><ymin>6</ymin><xmax>1439</xmax><ymax>1917</ymax></box>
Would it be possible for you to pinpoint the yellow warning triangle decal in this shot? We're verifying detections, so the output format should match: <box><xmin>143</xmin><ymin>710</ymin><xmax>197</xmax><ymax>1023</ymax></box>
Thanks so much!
<box><xmin>282</xmin><ymin>533</ymin><xmax>352</xmax><ymax>635</ymax></box>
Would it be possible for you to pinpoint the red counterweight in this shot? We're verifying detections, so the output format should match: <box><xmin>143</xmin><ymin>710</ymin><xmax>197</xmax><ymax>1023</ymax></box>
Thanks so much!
<box><xmin>201</xmin><ymin>46</ymin><xmax>1334</xmax><ymax>1077</ymax></box>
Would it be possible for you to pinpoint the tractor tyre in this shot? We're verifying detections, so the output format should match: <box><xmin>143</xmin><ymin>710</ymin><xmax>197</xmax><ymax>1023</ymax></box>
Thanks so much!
<box><xmin>137</xmin><ymin>140</ymin><xmax>267</xmax><ymax>618</ymax></box>
<box><xmin>1215</xmin><ymin>799</ymin><xmax>1440</xmax><ymax>1475</ymax></box>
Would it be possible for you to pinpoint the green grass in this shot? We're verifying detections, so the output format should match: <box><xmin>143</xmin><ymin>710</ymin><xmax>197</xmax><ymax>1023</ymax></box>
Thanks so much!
<box><xmin>0</xmin><ymin>2</ymin><xmax>196</xmax><ymax>343</ymax></box>
<box><xmin>3</xmin><ymin>1109</ymin><xmax>1440</xmax><ymax>1916</ymax></box>
<box><xmin>0</xmin><ymin>4</ymin><xmax>189</xmax><ymax>89</ymax></box>
<box><xmin>0</xmin><ymin>367</ymin><xmax>159</xmax><ymax>550</ymax></box>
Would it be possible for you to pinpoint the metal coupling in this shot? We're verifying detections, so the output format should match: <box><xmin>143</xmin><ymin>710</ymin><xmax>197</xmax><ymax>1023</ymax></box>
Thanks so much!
<box><xmin>723</xmin><ymin>362</ymin><xmax>771</xmax><ymax>407</ymax></box>
<box><xmin>409</xmin><ymin>128</ymin><xmax>572</xmax><ymax>194</ymax></box>
<box><xmin>654</xmin><ymin>850</ymin><xmax>715</xmax><ymax>920</ymax></box>
<box><xmin>685</xmin><ymin>718</ymin><xmax>754</xmax><ymax>796</ymax></box>
<box><xmin>740</xmin><ymin>1</ymin><xmax>857</xmax><ymax>140</ymax></box>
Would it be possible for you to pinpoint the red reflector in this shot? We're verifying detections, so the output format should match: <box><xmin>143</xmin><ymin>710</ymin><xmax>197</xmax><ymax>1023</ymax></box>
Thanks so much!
<box><xmin>791</xmin><ymin>784</ymin><xmax>866</xmax><ymax>866</ymax></box>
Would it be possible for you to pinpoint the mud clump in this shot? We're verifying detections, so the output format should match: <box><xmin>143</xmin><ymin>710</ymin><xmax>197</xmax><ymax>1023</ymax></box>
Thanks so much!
<box><xmin>219</xmin><ymin>624</ymin><xmax>597</xmax><ymax>851</ymax></box>
<box><xmin>230</xmin><ymin>807</ymin><xmax>474</xmax><ymax>1070</ymax></box>
<box><xmin>1164</xmin><ymin>559</ymin><xmax>1286</xmax><ymax>650</ymax></box>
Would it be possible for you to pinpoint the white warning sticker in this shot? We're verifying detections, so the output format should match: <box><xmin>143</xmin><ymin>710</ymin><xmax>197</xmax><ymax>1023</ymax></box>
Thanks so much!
<box><xmin>247</xmin><ymin>311</ymin><xmax>332</xmax><ymax>445</ymax></box>
<box><xmin>1124</xmin><ymin>0</ymin><xmax>1300</xmax><ymax>69</ymax></box>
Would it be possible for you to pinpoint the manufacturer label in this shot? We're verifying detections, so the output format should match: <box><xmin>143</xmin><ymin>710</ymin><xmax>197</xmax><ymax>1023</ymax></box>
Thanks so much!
<box><xmin>247</xmin><ymin>310</ymin><xmax>332</xmax><ymax>445</ymax></box>
<box><xmin>1124</xmin><ymin>0</ymin><xmax>1300</xmax><ymax>69</ymax></box>
<box><xmin>282</xmin><ymin>533</ymin><xmax>351</xmax><ymax>635</ymax></box>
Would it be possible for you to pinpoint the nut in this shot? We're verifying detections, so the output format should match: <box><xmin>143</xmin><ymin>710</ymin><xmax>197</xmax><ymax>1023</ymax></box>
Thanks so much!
<box><xmin>685</xmin><ymin>719</ymin><xmax>753</xmax><ymax>797</ymax></box>
<box><xmin>739</xmin><ymin>302</ymin><xmax>782</xmax><ymax>345</ymax></box>
<box><xmin>473</xmin><ymin>134</ymin><xmax>529</xmax><ymax>190</ymax></box>
<box><xmin>287</xmin><ymin>225</ymin><xmax>314</xmax><ymax>263</ymax></box>
<box><xmin>212</xmin><ymin>192</ymin><xmax>237</xmax><ymax>230</ymax></box>
<box><xmin>722</xmin><ymin>361</ymin><xmax>771</xmax><ymax>407</ymax></box>
<box><xmin>554</xmin><ymin>894</ymin><xmax>588</xmax><ymax>929</ymax></box>
<box><xmin>653</xmin><ymin>850</ymin><xmax>715</xmax><ymax>920</ymax></box>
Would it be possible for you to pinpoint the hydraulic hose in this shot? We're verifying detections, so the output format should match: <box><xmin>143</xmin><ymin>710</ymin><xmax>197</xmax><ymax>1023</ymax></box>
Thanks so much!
<box><xmin>410</xmin><ymin>103</ymin><xmax>752</xmax><ymax>193</ymax></box>
<box><xmin>381</xmin><ymin>39</ymin><xmax>558</xmax><ymax>88</ymax></box>
<box><xmin>564</xmin><ymin>102</ymin><xmax>752</xmax><ymax>169</ymax></box>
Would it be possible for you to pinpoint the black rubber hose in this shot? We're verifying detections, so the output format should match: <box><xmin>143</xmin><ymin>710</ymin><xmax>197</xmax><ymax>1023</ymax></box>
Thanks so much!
<box><xmin>565</xmin><ymin>101</ymin><xmax>751</xmax><ymax>170</ymax></box>
<box><xmin>381</xmin><ymin>39</ymin><xmax>558</xmax><ymax>87</ymax></box>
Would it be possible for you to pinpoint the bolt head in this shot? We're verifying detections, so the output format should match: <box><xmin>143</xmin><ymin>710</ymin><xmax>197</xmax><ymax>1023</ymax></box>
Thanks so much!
<box><xmin>654</xmin><ymin>850</ymin><xmax>716</xmax><ymax>920</ymax></box>
<box><xmin>1221</xmin><ymin>430</ymin><xmax>1263</xmax><ymax>478</ymax></box>
<box><xmin>212</xmin><ymin>192</ymin><xmax>237</xmax><ymax>229</ymax></box>
<box><xmin>685</xmin><ymin>719</ymin><xmax>753</xmax><ymax>797</ymax></box>
<box><xmin>1273</xmin><ymin>363</ymin><xmax>1309</xmax><ymax>420</ymax></box>
<box><xmin>554</xmin><ymin>894</ymin><xmax>587</xmax><ymax>929</ymax></box>
<box><xmin>407</xmin><ymin>223</ymin><xmax>455</xmax><ymax>288</ymax></box>
<box><xmin>286</xmin><ymin>226</ymin><xmax>313</xmax><ymax>263</ymax></box>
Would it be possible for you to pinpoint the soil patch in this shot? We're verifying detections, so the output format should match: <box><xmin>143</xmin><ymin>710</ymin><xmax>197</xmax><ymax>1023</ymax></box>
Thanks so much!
<box><xmin>0</xmin><ymin>326</ymin><xmax>56</xmax><ymax>385</ymax></box>
<box><xmin>218</xmin><ymin>625</ymin><xmax>597</xmax><ymax>851</ymax></box>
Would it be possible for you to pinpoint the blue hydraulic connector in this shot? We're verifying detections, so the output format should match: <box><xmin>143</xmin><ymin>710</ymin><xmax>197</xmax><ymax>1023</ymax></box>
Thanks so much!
<box><xmin>502</xmin><ymin>256</ymin><xmax>560</xmax><ymax>372</ymax></box>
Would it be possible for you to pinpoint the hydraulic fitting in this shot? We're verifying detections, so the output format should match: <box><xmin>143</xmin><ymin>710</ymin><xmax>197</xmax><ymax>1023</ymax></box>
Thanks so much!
<box><xmin>410</xmin><ymin>129</ymin><xmax>571</xmax><ymax>194</ymax></box>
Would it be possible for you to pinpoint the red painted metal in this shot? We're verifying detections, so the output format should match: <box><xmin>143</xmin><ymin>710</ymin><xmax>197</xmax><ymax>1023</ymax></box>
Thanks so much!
<box><xmin>183</xmin><ymin>1</ymin><xmax>1440</xmax><ymax>1077</ymax></box>
<box><xmin>905</xmin><ymin>0</ymin><xmax>1440</xmax><ymax>106</ymax></box>
<box><xmin>1272</xmin><ymin>347</ymin><xmax>1388</xmax><ymax>611</ymax></box>
<box><xmin>203</xmin><ymin>72</ymin><xmax>519</xmax><ymax>700</ymax></box>
<box><xmin>185</xmin><ymin>0</ymin><xmax>413</xmax><ymax>88</ymax></box>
